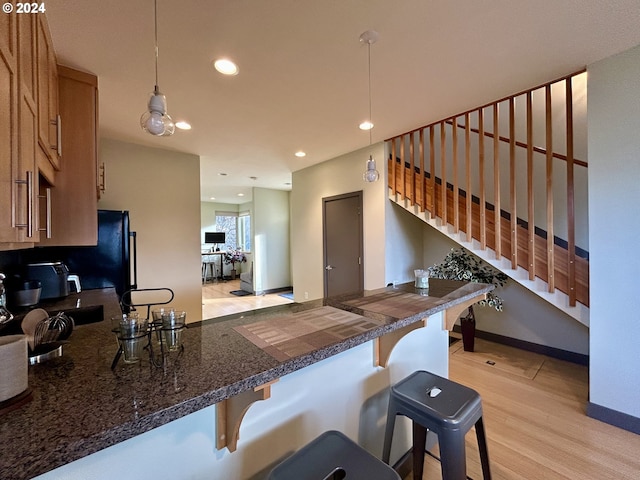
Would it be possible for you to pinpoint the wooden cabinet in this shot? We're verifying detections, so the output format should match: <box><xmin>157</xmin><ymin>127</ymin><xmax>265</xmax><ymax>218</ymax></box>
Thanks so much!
<box><xmin>0</xmin><ymin>12</ymin><xmax>23</xmax><ymax>246</ymax></box>
<box><xmin>1</xmin><ymin>14</ymin><xmax>98</xmax><ymax>250</ymax></box>
<box><xmin>36</xmin><ymin>15</ymin><xmax>60</xmax><ymax>173</ymax></box>
<box><xmin>17</xmin><ymin>79</ymin><xmax>40</xmax><ymax>243</ymax></box>
<box><xmin>38</xmin><ymin>66</ymin><xmax>98</xmax><ymax>246</ymax></box>
<box><xmin>0</xmin><ymin>14</ymin><xmax>41</xmax><ymax>248</ymax></box>
<box><xmin>17</xmin><ymin>15</ymin><xmax>36</xmax><ymax>103</ymax></box>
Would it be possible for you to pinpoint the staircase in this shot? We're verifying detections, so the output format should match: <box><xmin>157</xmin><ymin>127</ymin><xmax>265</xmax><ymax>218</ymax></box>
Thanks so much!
<box><xmin>385</xmin><ymin>70</ymin><xmax>589</xmax><ymax>326</ymax></box>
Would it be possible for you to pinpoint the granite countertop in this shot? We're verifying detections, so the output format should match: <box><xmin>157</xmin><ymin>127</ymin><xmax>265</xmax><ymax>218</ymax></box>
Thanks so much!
<box><xmin>0</xmin><ymin>280</ymin><xmax>493</xmax><ymax>479</ymax></box>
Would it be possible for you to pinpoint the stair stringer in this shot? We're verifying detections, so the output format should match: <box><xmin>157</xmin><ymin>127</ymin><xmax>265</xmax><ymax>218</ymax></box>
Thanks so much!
<box><xmin>390</xmin><ymin>193</ymin><xmax>590</xmax><ymax>328</ymax></box>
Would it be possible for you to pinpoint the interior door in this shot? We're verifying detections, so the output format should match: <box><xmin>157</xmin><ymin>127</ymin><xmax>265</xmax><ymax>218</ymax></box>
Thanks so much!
<box><xmin>323</xmin><ymin>191</ymin><xmax>364</xmax><ymax>297</ymax></box>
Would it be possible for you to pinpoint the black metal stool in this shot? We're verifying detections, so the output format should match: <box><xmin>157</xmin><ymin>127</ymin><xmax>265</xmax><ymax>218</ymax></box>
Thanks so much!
<box><xmin>382</xmin><ymin>370</ymin><xmax>491</xmax><ymax>480</ymax></box>
<box><xmin>269</xmin><ymin>430</ymin><xmax>401</xmax><ymax>480</ymax></box>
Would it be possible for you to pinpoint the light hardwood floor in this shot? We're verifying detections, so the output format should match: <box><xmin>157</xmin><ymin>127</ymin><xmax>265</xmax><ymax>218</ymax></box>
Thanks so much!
<box><xmin>409</xmin><ymin>337</ymin><xmax>640</xmax><ymax>479</ymax></box>
<box><xmin>201</xmin><ymin>279</ymin><xmax>293</xmax><ymax>320</ymax></box>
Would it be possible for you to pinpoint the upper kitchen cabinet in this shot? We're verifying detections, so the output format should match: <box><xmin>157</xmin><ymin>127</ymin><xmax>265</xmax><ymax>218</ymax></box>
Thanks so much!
<box><xmin>36</xmin><ymin>15</ymin><xmax>61</xmax><ymax>175</ymax></box>
<box><xmin>38</xmin><ymin>66</ymin><xmax>99</xmax><ymax>246</ymax></box>
<box><xmin>0</xmin><ymin>14</ymin><xmax>40</xmax><ymax>248</ymax></box>
<box><xmin>0</xmin><ymin>12</ymin><xmax>22</xmax><ymax>246</ymax></box>
<box><xmin>1</xmin><ymin>12</ymin><xmax>98</xmax><ymax>251</ymax></box>
<box><xmin>17</xmin><ymin>14</ymin><xmax>36</xmax><ymax>101</ymax></box>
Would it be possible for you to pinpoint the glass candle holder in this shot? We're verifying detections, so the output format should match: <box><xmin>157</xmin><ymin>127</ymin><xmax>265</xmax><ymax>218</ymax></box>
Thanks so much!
<box><xmin>414</xmin><ymin>269</ymin><xmax>429</xmax><ymax>289</ymax></box>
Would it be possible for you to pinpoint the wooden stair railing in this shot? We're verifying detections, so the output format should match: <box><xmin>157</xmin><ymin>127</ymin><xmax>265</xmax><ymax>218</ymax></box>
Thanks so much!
<box><xmin>386</xmin><ymin>70</ymin><xmax>588</xmax><ymax>307</ymax></box>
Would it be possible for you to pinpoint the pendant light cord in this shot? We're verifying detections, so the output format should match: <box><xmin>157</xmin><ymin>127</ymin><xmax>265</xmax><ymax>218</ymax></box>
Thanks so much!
<box><xmin>367</xmin><ymin>40</ymin><xmax>372</xmax><ymax>146</ymax></box>
<box><xmin>360</xmin><ymin>30</ymin><xmax>379</xmax><ymax>182</ymax></box>
<box><xmin>153</xmin><ymin>0</ymin><xmax>159</xmax><ymax>92</ymax></box>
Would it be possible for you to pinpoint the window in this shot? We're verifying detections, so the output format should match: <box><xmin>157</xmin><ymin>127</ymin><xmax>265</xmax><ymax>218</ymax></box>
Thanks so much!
<box><xmin>238</xmin><ymin>212</ymin><xmax>251</xmax><ymax>251</ymax></box>
<box><xmin>215</xmin><ymin>211</ymin><xmax>251</xmax><ymax>251</ymax></box>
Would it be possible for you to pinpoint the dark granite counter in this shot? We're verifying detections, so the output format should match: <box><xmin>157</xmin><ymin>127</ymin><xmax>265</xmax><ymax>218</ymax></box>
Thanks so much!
<box><xmin>0</xmin><ymin>280</ymin><xmax>492</xmax><ymax>479</ymax></box>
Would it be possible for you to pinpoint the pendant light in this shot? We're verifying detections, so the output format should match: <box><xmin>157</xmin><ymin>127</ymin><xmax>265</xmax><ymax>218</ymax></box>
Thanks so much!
<box><xmin>360</xmin><ymin>30</ymin><xmax>379</xmax><ymax>182</ymax></box>
<box><xmin>140</xmin><ymin>0</ymin><xmax>175</xmax><ymax>136</ymax></box>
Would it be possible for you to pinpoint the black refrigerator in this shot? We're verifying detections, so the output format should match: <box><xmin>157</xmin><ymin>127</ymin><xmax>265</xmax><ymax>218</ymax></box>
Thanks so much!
<box><xmin>60</xmin><ymin>210</ymin><xmax>137</xmax><ymax>297</ymax></box>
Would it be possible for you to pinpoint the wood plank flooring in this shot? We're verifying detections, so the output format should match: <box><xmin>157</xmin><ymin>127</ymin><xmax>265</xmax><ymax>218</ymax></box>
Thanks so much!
<box><xmin>409</xmin><ymin>337</ymin><xmax>640</xmax><ymax>479</ymax></box>
<box><xmin>201</xmin><ymin>279</ymin><xmax>293</xmax><ymax>320</ymax></box>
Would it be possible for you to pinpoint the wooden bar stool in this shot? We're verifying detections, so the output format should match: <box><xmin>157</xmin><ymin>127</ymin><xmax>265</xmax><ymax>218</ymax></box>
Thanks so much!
<box><xmin>382</xmin><ymin>370</ymin><xmax>491</xmax><ymax>480</ymax></box>
<box><xmin>269</xmin><ymin>430</ymin><xmax>401</xmax><ymax>480</ymax></box>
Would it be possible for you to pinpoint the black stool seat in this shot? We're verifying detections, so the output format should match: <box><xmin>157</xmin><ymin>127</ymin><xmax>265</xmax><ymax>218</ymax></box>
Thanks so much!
<box><xmin>382</xmin><ymin>370</ymin><xmax>491</xmax><ymax>480</ymax></box>
<box><xmin>269</xmin><ymin>430</ymin><xmax>401</xmax><ymax>480</ymax></box>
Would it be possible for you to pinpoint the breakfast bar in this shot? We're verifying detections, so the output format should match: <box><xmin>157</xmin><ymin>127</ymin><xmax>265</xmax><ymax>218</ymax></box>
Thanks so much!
<box><xmin>0</xmin><ymin>279</ymin><xmax>492</xmax><ymax>480</ymax></box>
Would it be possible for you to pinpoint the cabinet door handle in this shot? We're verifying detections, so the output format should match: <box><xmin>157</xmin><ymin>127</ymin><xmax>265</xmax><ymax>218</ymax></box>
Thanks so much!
<box><xmin>14</xmin><ymin>171</ymin><xmax>34</xmax><ymax>238</ymax></box>
<box><xmin>56</xmin><ymin>114</ymin><xmax>62</xmax><ymax>157</ymax></box>
<box><xmin>99</xmin><ymin>162</ymin><xmax>106</xmax><ymax>193</ymax></box>
<box><xmin>38</xmin><ymin>187</ymin><xmax>52</xmax><ymax>239</ymax></box>
<box><xmin>50</xmin><ymin>114</ymin><xmax>62</xmax><ymax>157</ymax></box>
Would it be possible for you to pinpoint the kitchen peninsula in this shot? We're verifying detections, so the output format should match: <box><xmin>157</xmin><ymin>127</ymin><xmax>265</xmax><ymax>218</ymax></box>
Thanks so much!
<box><xmin>0</xmin><ymin>279</ymin><xmax>492</xmax><ymax>480</ymax></box>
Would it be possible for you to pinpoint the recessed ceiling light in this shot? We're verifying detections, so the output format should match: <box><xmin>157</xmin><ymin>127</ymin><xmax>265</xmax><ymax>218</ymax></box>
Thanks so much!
<box><xmin>295</xmin><ymin>151</ymin><xmax>306</xmax><ymax>157</ymax></box>
<box><xmin>237</xmin><ymin>193</ymin><xmax>244</xmax><ymax>197</ymax></box>
<box><xmin>210</xmin><ymin>197</ymin><xmax>215</xmax><ymax>200</ymax></box>
<box><xmin>175</xmin><ymin>121</ymin><xmax>191</xmax><ymax>130</ymax></box>
<box><xmin>214</xmin><ymin>58</ymin><xmax>239</xmax><ymax>76</ymax></box>
<box><xmin>359</xmin><ymin>121</ymin><xmax>374</xmax><ymax>130</ymax></box>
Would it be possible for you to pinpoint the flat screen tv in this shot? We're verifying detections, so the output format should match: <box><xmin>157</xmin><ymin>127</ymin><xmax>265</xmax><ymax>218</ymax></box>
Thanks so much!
<box><xmin>205</xmin><ymin>232</ymin><xmax>226</xmax><ymax>244</ymax></box>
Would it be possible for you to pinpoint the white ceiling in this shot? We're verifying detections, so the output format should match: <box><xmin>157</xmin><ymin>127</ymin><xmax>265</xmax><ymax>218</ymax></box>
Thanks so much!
<box><xmin>45</xmin><ymin>0</ymin><xmax>640</xmax><ymax>204</ymax></box>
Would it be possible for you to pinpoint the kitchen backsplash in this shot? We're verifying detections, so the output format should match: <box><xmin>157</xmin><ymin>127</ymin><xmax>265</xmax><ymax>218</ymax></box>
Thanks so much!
<box><xmin>0</xmin><ymin>246</ymin><xmax>87</xmax><ymax>277</ymax></box>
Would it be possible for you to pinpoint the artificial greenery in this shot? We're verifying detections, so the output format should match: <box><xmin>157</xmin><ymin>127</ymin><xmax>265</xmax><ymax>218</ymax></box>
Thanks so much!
<box><xmin>428</xmin><ymin>248</ymin><xmax>508</xmax><ymax>312</ymax></box>
<box><xmin>223</xmin><ymin>250</ymin><xmax>247</xmax><ymax>268</ymax></box>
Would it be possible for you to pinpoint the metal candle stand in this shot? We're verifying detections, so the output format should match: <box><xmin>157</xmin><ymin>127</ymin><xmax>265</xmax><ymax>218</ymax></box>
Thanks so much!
<box><xmin>111</xmin><ymin>287</ymin><xmax>181</xmax><ymax>370</ymax></box>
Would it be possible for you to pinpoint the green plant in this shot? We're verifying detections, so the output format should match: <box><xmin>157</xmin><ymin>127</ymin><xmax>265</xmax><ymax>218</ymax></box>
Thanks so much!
<box><xmin>428</xmin><ymin>248</ymin><xmax>508</xmax><ymax>312</ymax></box>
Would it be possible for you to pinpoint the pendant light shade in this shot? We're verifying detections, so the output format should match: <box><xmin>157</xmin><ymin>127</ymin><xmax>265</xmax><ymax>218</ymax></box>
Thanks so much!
<box><xmin>140</xmin><ymin>87</ymin><xmax>175</xmax><ymax>136</ymax></box>
<box><xmin>360</xmin><ymin>30</ymin><xmax>379</xmax><ymax>182</ymax></box>
<box><xmin>140</xmin><ymin>0</ymin><xmax>174</xmax><ymax>137</ymax></box>
<box><xmin>363</xmin><ymin>155</ymin><xmax>380</xmax><ymax>182</ymax></box>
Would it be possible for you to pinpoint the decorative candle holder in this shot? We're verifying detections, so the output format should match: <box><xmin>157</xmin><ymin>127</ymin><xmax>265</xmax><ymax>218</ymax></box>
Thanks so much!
<box><xmin>414</xmin><ymin>269</ymin><xmax>430</xmax><ymax>289</ymax></box>
<box><xmin>160</xmin><ymin>310</ymin><xmax>186</xmax><ymax>352</ymax></box>
<box><xmin>111</xmin><ymin>313</ymin><xmax>150</xmax><ymax>368</ymax></box>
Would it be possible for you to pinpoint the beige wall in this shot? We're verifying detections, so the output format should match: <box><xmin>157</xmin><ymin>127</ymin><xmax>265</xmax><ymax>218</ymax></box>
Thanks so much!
<box><xmin>291</xmin><ymin>143</ymin><xmax>386</xmax><ymax>301</ymax></box>
<box><xmin>253</xmin><ymin>187</ymin><xmax>290</xmax><ymax>292</ymax></box>
<box><xmin>99</xmin><ymin>138</ymin><xmax>203</xmax><ymax>322</ymax></box>
<box><xmin>588</xmin><ymin>43</ymin><xmax>640</xmax><ymax>420</ymax></box>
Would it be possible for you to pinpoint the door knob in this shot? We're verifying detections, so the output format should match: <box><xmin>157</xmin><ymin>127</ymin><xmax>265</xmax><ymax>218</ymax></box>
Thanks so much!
<box><xmin>325</xmin><ymin>265</ymin><xmax>334</xmax><ymax>270</ymax></box>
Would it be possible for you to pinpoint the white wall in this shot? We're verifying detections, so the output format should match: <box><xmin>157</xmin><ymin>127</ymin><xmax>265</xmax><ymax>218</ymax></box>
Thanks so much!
<box><xmin>291</xmin><ymin>144</ymin><xmax>386</xmax><ymax>301</ymax></box>
<box><xmin>384</xmin><ymin>201</ymin><xmax>425</xmax><ymax>285</ymax></box>
<box><xmin>99</xmin><ymin>138</ymin><xmax>203</xmax><ymax>322</ymax></box>
<box><xmin>252</xmin><ymin>188</ymin><xmax>290</xmax><ymax>293</ymax></box>
<box><xmin>588</xmin><ymin>44</ymin><xmax>640</xmax><ymax>420</ymax></box>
